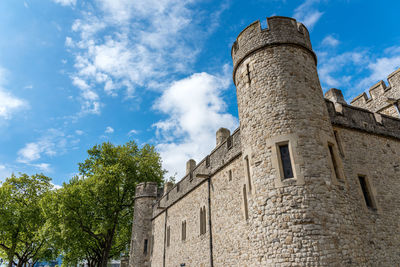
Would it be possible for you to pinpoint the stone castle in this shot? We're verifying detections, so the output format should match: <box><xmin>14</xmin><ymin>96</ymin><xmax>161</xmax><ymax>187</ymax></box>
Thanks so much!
<box><xmin>129</xmin><ymin>16</ymin><xmax>400</xmax><ymax>266</ymax></box>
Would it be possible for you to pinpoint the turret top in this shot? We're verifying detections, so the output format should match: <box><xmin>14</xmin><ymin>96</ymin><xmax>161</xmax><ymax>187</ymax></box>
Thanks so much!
<box><xmin>135</xmin><ymin>182</ymin><xmax>158</xmax><ymax>198</ymax></box>
<box><xmin>231</xmin><ymin>16</ymin><xmax>315</xmax><ymax>73</ymax></box>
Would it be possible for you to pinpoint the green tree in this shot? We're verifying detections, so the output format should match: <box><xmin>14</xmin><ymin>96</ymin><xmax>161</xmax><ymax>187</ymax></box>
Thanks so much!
<box><xmin>53</xmin><ymin>141</ymin><xmax>164</xmax><ymax>267</ymax></box>
<box><xmin>0</xmin><ymin>173</ymin><xmax>53</xmax><ymax>267</ymax></box>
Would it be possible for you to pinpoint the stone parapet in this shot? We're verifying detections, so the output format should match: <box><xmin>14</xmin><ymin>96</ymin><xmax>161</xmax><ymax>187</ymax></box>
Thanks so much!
<box><xmin>326</xmin><ymin>99</ymin><xmax>400</xmax><ymax>140</ymax></box>
<box><xmin>350</xmin><ymin>67</ymin><xmax>400</xmax><ymax>117</ymax></box>
<box><xmin>135</xmin><ymin>182</ymin><xmax>158</xmax><ymax>199</ymax></box>
<box><xmin>152</xmin><ymin>128</ymin><xmax>241</xmax><ymax>219</ymax></box>
<box><xmin>231</xmin><ymin>16</ymin><xmax>315</xmax><ymax>83</ymax></box>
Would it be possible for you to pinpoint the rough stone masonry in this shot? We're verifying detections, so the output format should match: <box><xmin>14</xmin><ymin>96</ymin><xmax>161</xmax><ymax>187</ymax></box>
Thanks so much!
<box><xmin>129</xmin><ymin>16</ymin><xmax>400</xmax><ymax>266</ymax></box>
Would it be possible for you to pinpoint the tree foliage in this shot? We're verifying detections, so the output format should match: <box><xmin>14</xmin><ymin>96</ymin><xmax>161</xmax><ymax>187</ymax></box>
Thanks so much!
<box><xmin>46</xmin><ymin>141</ymin><xmax>164</xmax><ymax>267</ymax></box>
<box><xmin>0</xmin><ymin>173</ymin><xmax>54</xmax><ymax>267</ymax></box>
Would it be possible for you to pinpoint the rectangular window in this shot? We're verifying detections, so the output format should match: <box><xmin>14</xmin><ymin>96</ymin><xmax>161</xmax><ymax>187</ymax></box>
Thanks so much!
<box><xmin>206</xmin><ymin>155</ymin><xmax>210</xmax><ymax>167</ymax></box>
<box><xmin>176</xmin><ymin>183</ymin><xmax>180</xmax><ymax>192</ymax></box>
<box><xmin>181</xmin><ymin>220</ymin><xmax>186</xmax><ymax>241</ymax></box>
<box><xmin>143</xmin><ymin>239</ymin><xmax>148</xmax><ymax>255</ymax></box>
<box><xmin>245</xmin><ymin>156</ymin><xmax>252</xmax><ymax>192</ymax></box>
<box><xmin>243</xmin><ymin>184</ymin><xmax>249</xmax><ymax>220</ymax></box>
<box><xmin>328</xmin><ymin>144</ymin><xmax>341</xmax><ymax>180</ymax></box>
<box><xmin>279</xmin><ymin>144</ymin><xmax>294</xmax><ymax>179</ymax></box>
<box><xmin>358</xmin><ymin>175</ymin><xmax>375</xmax><ymax>210</ymax></box>
<box><xmin>227</xmin><ymin>136</ymin><xmax>233</xmax><ymax>149</ymax></box>
<box><xmin>166</xmin><ymin>226</ymin><xmax>170</xmax><ymax>247</ymax></box>
<box><xmin>228</xmin><ymin>170</ymin><xmax>232</xmax><ymax>181</ymax></box>
<box><xmin>200</xmin><ymin>207</ymin><xmax>206</xmax><ymax>235</ymax></box>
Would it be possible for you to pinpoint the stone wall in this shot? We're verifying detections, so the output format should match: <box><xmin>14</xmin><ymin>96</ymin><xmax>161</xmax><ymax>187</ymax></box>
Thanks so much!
<box><xmin>332</xmin><ymin>126</ymin><xmax>400</xmax><ymax>265</ymax></box>
<box><xmin>350</xmin><ymin>68</ymin><xmax>400</xmax><ymax>118</ymax></box>
<box><xmin>129</xmin><ymin>16</ymin><xmax>400</xmax><ymax>267</ymax></box>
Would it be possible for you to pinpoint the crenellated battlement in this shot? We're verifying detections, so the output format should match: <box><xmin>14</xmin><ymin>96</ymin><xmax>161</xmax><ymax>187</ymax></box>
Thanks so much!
<box><xmin>135</xmin><ymin>182</ymin><xmax>158</xmax><ymax>198</ymax></box>
<box><xmin>350</xmin><ymin>67</ymin><xmax>400</xmax><ymax>116</ymax></box>
<box><xmin>231</xmin><ymin>16</ymin><xmax>315</xmax><ymax>81</ymax></box>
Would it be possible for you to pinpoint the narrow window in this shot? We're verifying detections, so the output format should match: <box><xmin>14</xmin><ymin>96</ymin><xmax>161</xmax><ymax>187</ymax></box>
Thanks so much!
<box><xmin>333</xmin><ymin>130</ymin><xmax>344</xmax><ymax>157</ymax></box>
<box><xmin>328</xmin><ymin>144</ymin><xmax>341</xmax><ymax>180</ymax></box>
<box><xmin>228</xmin><ymin>170</ymin><xmax>232</xmax><ymax>181</ymax></box>
<box><xmin>243</xmin><ymin>184</ymin><xmax>249</xmax><ymax>220</ymax></box>
<box><xmin>150</xmin><ymin>235</ymin><xmax>154</xmax><ymax>255</ymax></box>
<box><xmin>202</xmin><ymin>207</ymin><xmax>206</xmax><ymax>234</ymax></box>
<box><xmin>245</xmin><ymin>156</ymin><xmax>252</xmax><ymax>192</ymax></box>
<box><xmin>358</xmin><ymin>175</ymin><xmax>375</xmax><ymax>210</ymax></box>
<box><xmin>200</xmin><ymin>207</ymin><xmax>206</xmax><ymax>235</ymax></box>
<box><xmin>199</xmin><ymin>208</ymin><xmax>203</xmax><ymax>235</ymax></box>
<box><xmin>279</xmin><ymin>144</ymin><xmax>294</xmax><ymax>179</ymax></box>
<box><xmin>246</xmin><ymin>63</ymin><xmax>251</xmax><ymax>84</ymax></box>
<box><xmin>176</xmin><ymin>183</ymin><xmax>180</xmax><ymax>192</ymax></box>
<box><xmin>181</xmin><ymin>220</ymin><xmax>186</xmax><ymax>241</ymax></box>
<box><xmin>166</xmin><ymin>226</ymin><xmax>170</xmax><ymax>247</ymax></box>
<box><xmin>143</xmin><ymin>239</ymin><xmax>148</xmax><ymax>255</ymax></box>
<box><xmin>227</xmin><ymin>136</ymin><xmax>233</xmax><ymax>149</ymax></box>
<box><xmin>166</xmin><ymin>193</ymin><xmax>169</xmax><ymax>201</ymax></box>
<box><xmin>206</xmin><ymin>155</ymin><xmax>210</xmax><ymax>167</ymax></box>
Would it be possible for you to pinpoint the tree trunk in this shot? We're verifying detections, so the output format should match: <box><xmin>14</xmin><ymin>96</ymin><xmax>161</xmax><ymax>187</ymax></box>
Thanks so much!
<box><xmin>99</xmin><ymin>231</ymin><xmax>115</xmax><ymax>267</ymax></box>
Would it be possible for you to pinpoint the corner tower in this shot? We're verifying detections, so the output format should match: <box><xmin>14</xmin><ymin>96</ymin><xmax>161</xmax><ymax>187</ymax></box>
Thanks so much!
<box><xmin>129</xmin><ymin>182</ymin><xmax>158</xmax><ymax>267</ymax></box>
<box><xmin>232</xmin><ymin>17</ymin><xmax>357</xmax><ymax>265</ymax></box>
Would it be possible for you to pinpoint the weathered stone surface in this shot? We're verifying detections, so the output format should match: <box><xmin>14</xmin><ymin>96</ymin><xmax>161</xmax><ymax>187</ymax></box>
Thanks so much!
<box><xmin>129</xmin><ymin>16</ymin><xmax>400</xmax><ymax>267</ymax></box>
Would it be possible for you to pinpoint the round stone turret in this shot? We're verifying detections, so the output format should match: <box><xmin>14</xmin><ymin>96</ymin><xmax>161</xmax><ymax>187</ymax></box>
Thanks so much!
<box><xmin>232</xmin><ymin>16</ymin><xmax>315</xmax><ymax>83</ymax></box>
<box><xmin>232</xmin><ymin>16</ymin><xmax>355</xmax><ymax>265</ymax></box>
<box><xmin>129</xmin><ymin>182</ymin><xmax>158</xmax><ymax>267</ymax></box>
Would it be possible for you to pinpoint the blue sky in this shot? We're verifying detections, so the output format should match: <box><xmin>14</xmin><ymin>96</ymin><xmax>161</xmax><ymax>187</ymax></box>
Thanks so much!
<box><xmin>0</xmin><ymin>0</ymin><xmax>399</xmax><ymax>186</ymax></box>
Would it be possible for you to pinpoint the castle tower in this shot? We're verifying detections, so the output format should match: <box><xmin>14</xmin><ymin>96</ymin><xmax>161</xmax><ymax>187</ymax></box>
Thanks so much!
<box><xmin>129</xmin><ymin>182</ymin><xmax>158</xmax><ymax>267</ymax></box>
<box><xmin>232</xmin><ymin>17</ymin><xmax>354</xmax><ymax>265</ymax></box>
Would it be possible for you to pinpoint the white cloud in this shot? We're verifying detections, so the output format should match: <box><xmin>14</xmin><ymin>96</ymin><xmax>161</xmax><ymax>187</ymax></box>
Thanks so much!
<box><xmin>293</xmin><ymin>0</ymin><xmax>323</xmax><ymax>29</ymax></box>
<box><xmin>317</xmin><ymin>45</ymin><xmax>400</xmax><ymax>99</ymax></box>
<box><xmin>31</xmin><ymin>163</ymin><xmax>52</xmax><ymax>172</ymax></box>
<box><xmin>52</xmin><ymin>0</ymin><xmax>76</xmax><ymax>6</ymax></box>
<box><xmin>51</xmin><ymin>182</ymin><xmax>62</xmax><ymax>190</ymax></box>
<box><xmin>17</xmin><ymin>129</ymin><xmax>69</xmax><ymax>163</ymax></box>
<box><xmin>321</xmin><ymin>35</ymin><xmax>339</xmax><ymax>47</ymax></box>
<box><xmin>153</xmin><ymin>69</ymin><xmax>238</xmax><ymax>179</ymax></box>
<box><xmin>318</xmin><ymin>51</ymin><xmax>367</xmax><ymax>88</ymax></box>
<box><xmin>127</xmin><ymin>129</ymin><xmax>138</xmax><ymax>136</ymax></box>
<box><xmin>64</xmin><ymin>0</ymin><xmax>225</xmax><ymax>115</ymax></box>
<box><xmin>75</xmin><ymin>130</ymin><xmax>84</xmax><ymax>135</ymax></box>
<box><xmin>0</xmin><ymin>67</ymin><xmax>28</xmax><ymax>119</ymax></box>
<box><xmin>105</xmin><ymin>126</ymin><xmax>114</xmax><ymax>134</ymax></box>
<box><xmin>358</xmin><ymin>54</ymin><xmax>400</xmax><ymax>89</ymax></box>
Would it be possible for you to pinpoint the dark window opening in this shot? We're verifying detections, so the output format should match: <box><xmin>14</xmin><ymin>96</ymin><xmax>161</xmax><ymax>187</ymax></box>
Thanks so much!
<box><xmin>328</xmin><ymin>144</ymin><xmax>341</xmax><ymax>180</ymax></box>
<box><xmin>246</xmin><ymin>63</ymin><xmax>251</xmax><ymax>84</ymax></box>
<box><xmin>143</xmin><ymin>239</ymin><xmax>148</xmax><ymax>255</ymax></box>
<box><xmin>358</xmin><ymin>175</ymin><xmax>375</xmax><ymax>210</ymax></box>
<box><xmin>182</xmin><ymin>220</ymin><xmax>186</xmax><ymax>241</ymax></box>
<box><xmin>200</xmin><ymin>207</ymin><xmax>206</xmax><ymax>235</ymax></box>
<box><xmin>279</xmin><ymin>144</ymin><xmax>294</xmax><ymax>179</ymax></box>
<box><xmin>176</xmin><ymin>184</ymin><xmax>180</xmax><ymax>192</ymax></box>
<box><xmin>166</xmin><ymin>226</ymin><xmax>170</xmax><ymax>247</ymax></box>
<box><xmin>227</xmin><ymin>135</ymin><xmax>233</xmax><ymax>149</ymax></box>
<box><xmin>243</xmin><ymin>184</ymin><xmax>249</xmax><ymax>220</ymax></box>
<box><xmin>228</xmin><ymin>170</ymin><xmax>232</xmax><ymax>181</ymax></box>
